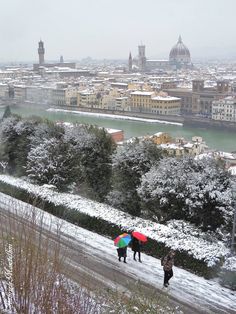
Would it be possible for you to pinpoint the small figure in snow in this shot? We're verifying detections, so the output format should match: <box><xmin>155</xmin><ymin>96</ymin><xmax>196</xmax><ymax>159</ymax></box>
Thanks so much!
<box><xmin>117</xmin><ymin>246</ymin><xmax>127</xmax><ymax>263</ymax></box>
<box><xmin>131</xmin><ymin>237</ymin><xmax>142</xmax><ymax>262</ymax></box>
<box><xmin>162</xmin><ymin>250</ymin><xmax>175</xmax><ymax>287</ymax></box>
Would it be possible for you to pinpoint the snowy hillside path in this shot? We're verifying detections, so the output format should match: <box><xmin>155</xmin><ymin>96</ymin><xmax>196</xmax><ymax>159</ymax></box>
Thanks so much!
<box><xmin>0</xmin><ymin>192</ymin><xmax>235</xmax><ymax>314</ymax></box>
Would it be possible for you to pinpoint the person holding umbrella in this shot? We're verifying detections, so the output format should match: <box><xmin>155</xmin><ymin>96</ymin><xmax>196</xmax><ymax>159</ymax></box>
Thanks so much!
<box><xmin>114</xmin><ymin>233</ymin><xmax>131</xmax><ymax>263</ymax></box>
<box><xmin>117</xmin><ymin>246</ymin><xmax>127</xmax><ymax>263</ymax></box>
<box><xmin>131</xmin><ymin>231</ymin><xmax>147</xmax><ymax>263</ymax></box>
<box><xmin>131</xmin><ymin>237</ymin><xmax>142</xmax><ymax>262</ymax></box>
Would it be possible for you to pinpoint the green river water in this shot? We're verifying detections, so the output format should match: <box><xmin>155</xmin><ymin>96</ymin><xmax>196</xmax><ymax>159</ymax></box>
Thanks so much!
<box><xmin>1</xmin><ymin>105</ymin><xmax>236</xmax><ymax>152</ymax></box>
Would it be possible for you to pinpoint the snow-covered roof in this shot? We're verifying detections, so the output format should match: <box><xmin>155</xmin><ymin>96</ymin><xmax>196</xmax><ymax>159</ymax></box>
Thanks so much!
<box><xmin>152</xmin><ymin>96</ymin><xmax>180</xmax><ymax>101</ymax></box>
<box><xmin>160</xmin><ymin>143</ymin><xmax>184</xmax><ymax>150</ymax></box>
<box><xmin>153</xmin><ymin>132</ymin><xmax>164</xmax><ymax>137</ymax></box>
<box><xmin>184</xmin><ymin>143</ymin><xmax>194</xmax><ymax>148</ymax></box>
<box><xmin>115</xmin><ymin>97</ymin><xmax>129</xmax><ymax>100</ymax></box>
<box><xmin>130</xmin><ymin>91</ymin><xmax>154</xmax><ymax>96</ymax></box>
<box><xmin>105</xmin><ymin>128</ymin><xmax>123</xmax><ymax>134</ymax></box>
<box><xmin>228</xmin><ymin>165</ymin><xmax>236</xmax><ymax>176</ymax></box>
<box><xmin>217</xmin><ymin>151</ymin><xmax>236</xmax><ymax>160</ymax></box>
<box><xmin>111</xmin><ymin>82</ymin><xmax>128</xmax><ymax>86</ymax></box>
<box><xmin>79</xmin><ymin>90</ymin><xmax>94</xmax><ymax>95</ymax></box>
<box><xmin>146</xmin><ymin>59</ymin><xmax>169</xmax><ymax>62</ymax></box>
<box><xmin>195</xmin><ymin>153</ymin><xmax>214</xmax><ymax>160</ymax></box>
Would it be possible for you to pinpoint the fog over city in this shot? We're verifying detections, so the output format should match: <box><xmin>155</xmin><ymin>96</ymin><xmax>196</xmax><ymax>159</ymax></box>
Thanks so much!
<box><xmin>0</xmin><ymin>0</ymin><xmax>236</xmax><ymax>62</ymax></box>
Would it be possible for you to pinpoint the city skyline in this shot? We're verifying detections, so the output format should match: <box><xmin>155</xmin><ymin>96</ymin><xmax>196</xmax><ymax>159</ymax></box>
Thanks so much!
<box><xmin>0</xmin><ymin>0</ymin><xmax>236</xmax><ymax>62</ymax></box>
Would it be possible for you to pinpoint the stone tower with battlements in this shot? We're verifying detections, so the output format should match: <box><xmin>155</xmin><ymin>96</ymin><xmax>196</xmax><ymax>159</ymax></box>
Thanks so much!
<box><xmin>38</xmin><ymin>40</ymin><xmax>45</xmax><ymax>65</ymax></box>
<box><xmin>128</xmin><ymin>52</ymin><xmax>132</xmax><ymax>72</ymax></box>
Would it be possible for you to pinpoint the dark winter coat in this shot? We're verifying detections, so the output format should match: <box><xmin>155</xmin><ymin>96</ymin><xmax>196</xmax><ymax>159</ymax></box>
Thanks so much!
<box><xmin>162</xmin><ymin>254</ymin><xmax>174</xmax><ymax>272</ymax></box>
<box><xmin>131</xmin><ymin>237</ymin><xmax>141</xmax><ymax>252</ymax></box>
<box><xmin>117</xmin><ymin>247</ymin><xmax>127</xmax><ymax>257</ymax></box>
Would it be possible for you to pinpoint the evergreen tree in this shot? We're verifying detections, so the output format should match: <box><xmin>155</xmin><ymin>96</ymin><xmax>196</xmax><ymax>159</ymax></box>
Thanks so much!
<box><xmin>64</xmin><ymin>124</ymin><xmax>115</xmax><ymax>201</ymax></box>
<box><xmin>80</xmin><ymin>126</ymin><xmax>115</xmax><ymax>201</ymax></box>
<box><xmin>0</xmin><ymin>116</ymin><xmax>21</xmax><ymax>174</ymax></box>
<box><xmin>13</xmin><ymin>117</ymin><xmax>43</xmax><ymax>176</ymax></box>
<box><xmin>26</xmin><ymin>138</ymin><xmax>79</xmax><ymax>190</ymax></box>
<box><xmin>29</xmin><ymin>120</ymin><xmax>65</xmax><ymax>147</ymax></box>
<box><xmin>0</xmin><ymin>116</ymin><xmax>61</xmax><ymax>176</ymax></box>
<box><xmin>138</xmin><ymin>156</ymin><xmax>233</xmax><ymax>231</ymax></box>
<box><xmin>107</xmin><ymin>139</ymin><xmax>162</xmax><ymax>216</ymax></box>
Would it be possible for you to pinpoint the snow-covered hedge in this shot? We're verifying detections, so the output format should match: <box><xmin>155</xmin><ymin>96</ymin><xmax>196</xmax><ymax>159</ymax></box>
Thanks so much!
<box><xmin>220</xmin><ymin>257</ymin><xmax>236</xmax><ymax>290</ymax></box>
<box><xmin>0</xmin><ymin>175</ymin><xmax>231</xmax><ymax>277</ymax></box>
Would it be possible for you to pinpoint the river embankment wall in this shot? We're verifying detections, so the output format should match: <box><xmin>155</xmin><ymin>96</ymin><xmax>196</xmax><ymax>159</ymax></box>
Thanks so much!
<box><xmin>71</xmin><ymin>106</ymin><xmax>236</xmax><ymax>131</ymax></box>
<box><xmin>10</xmin><ymin>102</ymin><xmax>236</xmax><ymax>131</ymax></box>
<box><xmin>184</xmin><ymin>116</ymin><xmax>236</xmax><ymax>131</ymax></box>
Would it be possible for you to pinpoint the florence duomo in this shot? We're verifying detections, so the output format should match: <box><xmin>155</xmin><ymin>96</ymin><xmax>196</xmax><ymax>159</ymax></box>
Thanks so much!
<box><xmin>128</xmin><ymin>35</ymin><xmax>193</xmax><ymax>72</ymax></box>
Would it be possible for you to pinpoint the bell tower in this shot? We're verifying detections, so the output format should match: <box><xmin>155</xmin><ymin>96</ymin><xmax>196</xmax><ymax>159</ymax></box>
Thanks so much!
<box><xmin>38</xmin><ymin>40</ymin><xmax>45</xmax><ymax>65</ymax></box>
<box><xmin>128</xmin><ymin>52</ymin><xmax>132</xmax><ymax>72</ymax></box>
<box><xmin>138</xmin><ymin>44</ymin><xmax>146</xmax><ymax>72</ymax></box>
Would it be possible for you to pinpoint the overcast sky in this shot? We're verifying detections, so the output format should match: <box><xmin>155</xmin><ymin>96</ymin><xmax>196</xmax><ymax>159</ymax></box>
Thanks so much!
<box><xmin>0</xmin><ymin>0</ymin><xmax>235</xmax><ymax>62</ymax></box>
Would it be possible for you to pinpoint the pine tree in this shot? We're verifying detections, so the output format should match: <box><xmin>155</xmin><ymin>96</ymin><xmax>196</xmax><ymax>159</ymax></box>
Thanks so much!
<box><xmin>0</xmin><ymin>116</ymin><xmax>43</xmax><ymax>175</ymax></box>
<box><xmin>26</xmin><ymin>138</ymin><xmax>79</xmax><ymax>190</ymax></box>
<box><xmin>0</xmin><ymin>116</ymin><xmax>21</xmax><ymax>174</ymax></box>
<box><xmin>107</xmin><ymin>139</ymin><xmax>162</xmax><ymax>216</ymax></box>
<box><xmin>138</xmin><ymin>156</ymin><xmax>233</xmax><ymax>231</ymax></box>
<box><xmin>64</xmin><ymin>124</ymin><xmax>116</xmax><ymax>201</ymax></box>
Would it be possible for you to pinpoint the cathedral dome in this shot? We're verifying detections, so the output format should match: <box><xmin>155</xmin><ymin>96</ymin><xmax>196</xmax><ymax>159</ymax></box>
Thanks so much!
<box><xmin>169</xmin><ymin>36</ymin><xmax>191</xmax><ymax>64</ymax></box>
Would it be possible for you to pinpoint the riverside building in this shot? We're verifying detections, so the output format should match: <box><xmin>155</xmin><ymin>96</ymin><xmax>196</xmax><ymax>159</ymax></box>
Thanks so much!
<box><xmin>130</xmin><ymin>91</ymin><xmax>181</xmax><ymax>115</ymax></box>
<box><xmin>212</xmin><ymin>96</ymin><xmax>236</xmax><ymax>122</ymax></box>
<box><xmin>164</xmin><ymin>79</ymin><xmax>230</xmax><ymax>115</ymax></box>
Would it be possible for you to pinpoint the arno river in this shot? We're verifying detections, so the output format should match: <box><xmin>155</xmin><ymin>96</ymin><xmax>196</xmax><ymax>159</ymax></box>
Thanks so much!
<box><xmin>2</xmin><ymin>105</ymin><xmax>236</xmax><ymax>152</ymax></box>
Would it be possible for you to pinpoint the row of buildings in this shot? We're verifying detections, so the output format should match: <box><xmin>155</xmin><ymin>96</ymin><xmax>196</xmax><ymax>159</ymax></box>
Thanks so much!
<box><xmin>4</xmin><ymin>82</ymin><xmax>181</xmax><ymax>115</ymax></box>
<box><xmin>1</xmin><ymin>74</ymin><xmax>236</xmax><ymax>122</ymax></box>
<box><xmin>0</xmin><ymin>39</ymin><xmax>236</xmax><ymax>123</ymax></box>
<box><xmin>4</xmin><ymin>76</ymin><xmax>235</xmax><ymax>121</ymax></box>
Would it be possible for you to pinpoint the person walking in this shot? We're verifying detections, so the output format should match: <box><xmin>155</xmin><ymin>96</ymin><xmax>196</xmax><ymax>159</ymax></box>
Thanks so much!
<box><xmin>131</xmin><ymin>237</ymin><xmax>142</xmax><ymax>262</ymax></box>
<box><xmin>117</xmin><ymin>246</ymin><xmax>127</xmax><ymax>263</ymax></box>
<box><xmin>162</xmin><ymin>250</ymin><xmax>175</xmax><ymax>287</ymax></box>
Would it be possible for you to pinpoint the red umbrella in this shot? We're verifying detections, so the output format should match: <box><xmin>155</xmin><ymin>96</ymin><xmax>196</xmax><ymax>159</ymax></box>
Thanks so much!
<box><xmin>132</xmin><ymin>231</ymin><xmax>147</xmax><ymax>242</ymax></box>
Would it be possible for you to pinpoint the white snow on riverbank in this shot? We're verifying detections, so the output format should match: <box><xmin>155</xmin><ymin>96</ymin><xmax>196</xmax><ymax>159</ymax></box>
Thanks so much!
<box><xmin>0</xmin><ymin>192</ymin><xmax>235</xmax><ymax>314</ymax></box>
<box><xmin>47</xmin><ymin>108</ymin><xmax>183</xmax><ymax>126</ymax></box>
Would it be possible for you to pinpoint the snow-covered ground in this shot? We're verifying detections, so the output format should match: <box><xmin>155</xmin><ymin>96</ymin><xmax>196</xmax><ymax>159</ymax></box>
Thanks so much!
<box><xmin>47</xmin><ymin>108</ymin><xmax>183</xmax><ymax>126</ymax></box>
<box><xmin>0</xmin><ymin>175</ymin><xmax>230</xmax><ymax>268</ymax></box>
<box><xmin>0</xmin><ymin>192</ymin><xmax>235</xmax><ymax>314</ymax></box>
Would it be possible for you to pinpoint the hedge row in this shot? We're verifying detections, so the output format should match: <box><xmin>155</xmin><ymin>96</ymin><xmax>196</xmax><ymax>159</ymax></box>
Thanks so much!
<box><xmin>0</xmin><ymin>180</ymin><xmax>222</xmax><ymax>279</ymax></box>
<box><xmin>219</xmin><ymin>269</ymin><xmax>236</xmax><ymax>291</ymax></box>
